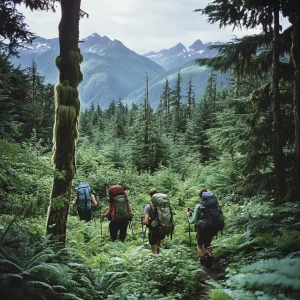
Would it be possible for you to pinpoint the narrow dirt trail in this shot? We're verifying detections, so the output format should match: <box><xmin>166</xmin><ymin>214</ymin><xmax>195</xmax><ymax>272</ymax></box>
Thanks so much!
<box><xmin>193</xmin><ymin>258</ymin><xmax>225</xmax><ymax>299</ymax></box>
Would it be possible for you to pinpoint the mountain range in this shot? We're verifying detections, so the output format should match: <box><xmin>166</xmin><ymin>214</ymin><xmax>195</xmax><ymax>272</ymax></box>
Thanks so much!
<box><xmin>10</xmin><ymin>33</ymin><xmax>228</xmax><ymax>109</ymax></box>
<box><xmin>143</xmin><ymin>40</ymin><xmax>222</xmax><ymax>71</ymax></box>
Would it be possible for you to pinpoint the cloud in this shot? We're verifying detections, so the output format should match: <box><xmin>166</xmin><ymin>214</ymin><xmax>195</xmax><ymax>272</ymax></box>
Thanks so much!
<box><xmin>18</xmin><ymin>0</ymin><xmax>288</xmax><ymax>54</ymax></box>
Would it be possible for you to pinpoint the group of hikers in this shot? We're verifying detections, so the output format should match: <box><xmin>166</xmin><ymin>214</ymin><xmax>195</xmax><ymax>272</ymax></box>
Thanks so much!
<box><xmin>71</xmin><ymin>182</ymin><xmax>224</xmax><ymax>268</ymax></box>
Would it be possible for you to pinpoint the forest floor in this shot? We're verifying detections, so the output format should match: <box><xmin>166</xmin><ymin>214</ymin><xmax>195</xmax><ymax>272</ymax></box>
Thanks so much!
<box><xmin>193</xmin><ymin>258</ymin><xmax>226</xmax><ymax>299</ymax></box>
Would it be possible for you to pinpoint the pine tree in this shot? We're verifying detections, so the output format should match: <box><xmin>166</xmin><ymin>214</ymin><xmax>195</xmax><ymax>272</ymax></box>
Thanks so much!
<box><xmin>171</xmin><ymin>71</ymin><xmax>183</xmax><ymax>136</ymax></box>
<box><xmin>0</xmin><ymin>0</ymin><xmax>56</xmax><ymax>56</ymax></box>
<box><xmin>158</xmin><ymin>77</ymin><xmax>172</xmax><ymax>133</ymax></box>
<box><xmin>186</xmin><ymin>77</ymin><xmax>195</xmax><ymax>119</ymax></box>
<box><xmin>196</xmin><ymin>0</ymin><xmax>293</xmax><ymax>204</ymax></box>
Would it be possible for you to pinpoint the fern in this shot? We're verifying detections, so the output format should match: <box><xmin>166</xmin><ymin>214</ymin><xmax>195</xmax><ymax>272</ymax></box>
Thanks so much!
<box><xmin>0</xmin><ymin>221</ymin><xmax>101</xmax><ymax>300</ymax></box>
<box><xmin>274</xmin><ymin>230</ymin><xmax>300</xmax><ymax>254</ymax></box>
<box><xmin>25</xmin><ymin>249</ymin><xmax>55</xmax><ymax>268</ymax></box>
<box><xmin>220</xmin><ymin>258</ymin><xmax>300</xmax><ymax>300</ymax></box>
<box><xmin>25</xmin><ymin>280</ymin><xmax>54</xmax><ymax>291</ymax></box>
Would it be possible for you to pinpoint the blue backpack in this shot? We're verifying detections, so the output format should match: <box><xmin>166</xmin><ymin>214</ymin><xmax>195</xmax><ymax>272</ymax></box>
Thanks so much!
<box><xmin>76</xmin><ymin>182</ymin><xmax>92</xmax><ymax>212</ymax></box>
<box><xmin>197</xmin><ymin>192</ymin><xmax>224</xmax><ymax>232</ymax></box>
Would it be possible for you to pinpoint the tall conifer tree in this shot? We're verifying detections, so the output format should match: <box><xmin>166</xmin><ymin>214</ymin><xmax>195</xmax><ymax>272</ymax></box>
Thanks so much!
<box><xmin>197</xmin><ymin>0</ymin><xmax>290</xmax><ymax>205</ymax></box>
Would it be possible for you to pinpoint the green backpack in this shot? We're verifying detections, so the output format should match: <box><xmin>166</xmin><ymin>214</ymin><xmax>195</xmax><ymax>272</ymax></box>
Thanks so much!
<box><xmin>109</xmin><ymin>185</ymin><xmax>131</xmax><ymax>223</ymax></box>
<box><xmin>111</xmin><ymin>194</ymin><xmax>131</xmax><ymax>222</ymax></box>
<box><xmin>150</xmin><ymin>193</ymin><xmax>174</xmax><ymax>237</ymax></box>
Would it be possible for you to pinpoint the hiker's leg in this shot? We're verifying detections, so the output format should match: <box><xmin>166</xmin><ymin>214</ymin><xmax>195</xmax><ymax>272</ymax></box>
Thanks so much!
<box><xmin>109</xmin><ymin>221</ymin><xmax>117</xmax><ymax>241</ymax></box>
<box><xmin>86</xmin><ymin>212</ymin><xmax>92</xmax><ymax>222</ymax></box>
<box><xmin>119</xmin><ymin>221</ymin><xmax>128</xmax><ymax>242</ymax></box>
<box><xmin>203</xmin><ymin>230</ymin><xmax>214</xmax><ymax>254</ymax></box>
<box><xmin>157</xmin><ymin>233</ymin><xmax>165</xmax><ymax>248</ymax></box>
<box><xmin>149</xmin><ymin>231</ymin><xmax>159</xmax><ymax>254</ymax></box>
<box><xmin>78</xmin><ymin>209</ymin><xmax>84</xmax><ymax>221</ymax></box>
<box><xmin>151</xmin><ymin>244</ymin><xmax>159</xmax><ymax>254</ymax></box>
<box><xmin>196</xmin><ymin>234</ymin><xmax>206</xmax><ymax>265</ymax></box>
<box><xmin>203</xmin><ymin>231</ymin><xmax>214</xmax><ymax>267</ymax></box>
<box><xmin>197</xmin><ymin>230</ymin><xmax>205</xmax><ymax>256</ymax></box>
<box><xmin>197</xmin><ymin>245</ymin><xmax>204</xmax><ymax>256</ymax></box>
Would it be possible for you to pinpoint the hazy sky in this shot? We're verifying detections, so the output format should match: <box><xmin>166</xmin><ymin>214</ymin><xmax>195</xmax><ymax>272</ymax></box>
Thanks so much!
<box><xmin>19</xmin><ymin>0</ymin><xmax>289</xmax><ymax>55</ymax></box>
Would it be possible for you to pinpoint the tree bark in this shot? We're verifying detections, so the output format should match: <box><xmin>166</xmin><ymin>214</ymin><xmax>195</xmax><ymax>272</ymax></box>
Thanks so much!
<box><xmin>46</xmin><ymin>0</ymin><xmax>82</xmax><ymax>246</ymax></box>
<box><xmin>290</xmin><ymin>17</ymin><xmax>300</xmax><ymax>201</ymax></box>
<box><xmin>272</xmin><ymin>6</ymin><xmax>286</xmax><ymax>205</ymax></box>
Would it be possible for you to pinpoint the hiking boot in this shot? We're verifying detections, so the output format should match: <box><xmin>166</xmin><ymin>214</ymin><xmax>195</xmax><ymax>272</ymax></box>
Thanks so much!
<box><xmin>205</xmin><ymin>253</ymin><xmax>213</xmax><ymax>268</ymax></box>
<box><xmin>198</xmin><ymin>256</ymin><xmax>205</xmax><ymax>266</ymax></box>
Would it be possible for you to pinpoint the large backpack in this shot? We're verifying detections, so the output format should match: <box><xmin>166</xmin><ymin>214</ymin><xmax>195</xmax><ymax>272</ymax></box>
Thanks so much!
<box><xmin>150</xmin><ymin>193</ymin><xmax>174</xmax><ymax>236</ymax></box>
<box><xmin>108</xmin><ymin>185</ymin><xmax>131</xmax><ymax>223</ymax></box>
<box><xmin>77</xmin><ymin>182</ymin><xmax>92</xmax><ymax>212</ymax></box>
<box><xmin>197</xmin><ymin>192</ymin><xmax>224</xmax><ymax>232</ymax></box>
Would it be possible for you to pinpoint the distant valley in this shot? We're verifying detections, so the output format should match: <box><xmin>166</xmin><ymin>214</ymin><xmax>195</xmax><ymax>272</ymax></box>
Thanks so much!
<box><xmin>10</xmin><ymin>33</ymin><xmax>228</xmax><ymax>109</ymax></box>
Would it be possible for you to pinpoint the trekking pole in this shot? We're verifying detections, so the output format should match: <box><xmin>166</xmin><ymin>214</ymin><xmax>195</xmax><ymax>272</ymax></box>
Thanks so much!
<box><xmin>99</xmin><ymin>203</ymin><xmax>103</xmax><ymax>239</ymax></box>
<box><xmin>143</xmin><ymin>225</ymin><xmax>147</xmax><ymax>247</ymax></box>
<box><xmin>187</xmin><ymin>208</ymin><xmax>191</xmax><ymax>248</ymax></box>
<box><xmin>93</xmin><ymin>205</ymin><xmax>97</xmax><ymax>229</ymax></box>
<box><xmin>141</xmin><ymin>216</ymin><xmax>145</xmax><ymax>245</ymax></box>
<box><xmin>129</xmin><ymin>221</ymin><xmax>135</xmax><ymax>239</ymax></box>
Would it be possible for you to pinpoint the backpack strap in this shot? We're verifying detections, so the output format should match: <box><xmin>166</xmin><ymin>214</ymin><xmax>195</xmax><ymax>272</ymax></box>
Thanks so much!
<box><xmin>84</xmin><ymin>188</ymin><xmax>87</xmax><ymax>208</ymax></box>
<box><xmin>149</xmin><ymin>202</ymin><xmax>157</xmax><ymax>220</ymax></box>
<box><xmin>109</xmin><ymin>203</ymin><xmax>114</xmax><ymax>220</ymax></box>
<box><xmin>197</xmin><ymin>204</ymin><xmax>203</xmax><ymax>220</ymax></box>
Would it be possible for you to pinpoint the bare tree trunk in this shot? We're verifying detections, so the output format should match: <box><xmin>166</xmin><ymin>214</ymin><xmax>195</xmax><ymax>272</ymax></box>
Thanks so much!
<box><xmin>272</xmin><ymin>6</ymin><xmax>286</xmax><ymax>205</ymax></box>
<box><xmin>46</xmin><ymin>0</ymin><xmax>82</xmax><ymax>246</ymax></box>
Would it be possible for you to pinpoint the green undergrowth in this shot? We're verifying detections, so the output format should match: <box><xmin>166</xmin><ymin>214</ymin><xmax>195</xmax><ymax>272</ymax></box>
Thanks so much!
<box><xmin>207</xmin><ymin>197</ymin><xmax>300</xmax><ymax>300</ymax></box>
<box><xmin>1</xmin><ymin>140</ymin><xmax>300</xmax><ymax>299</ymax></box>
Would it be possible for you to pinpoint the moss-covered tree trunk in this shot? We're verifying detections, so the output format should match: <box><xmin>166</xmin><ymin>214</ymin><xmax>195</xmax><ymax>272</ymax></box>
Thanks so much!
<box><xmin>46</xmin><ymin>0</ymin><xmax>82</xmax><ymax>245</ymax></box>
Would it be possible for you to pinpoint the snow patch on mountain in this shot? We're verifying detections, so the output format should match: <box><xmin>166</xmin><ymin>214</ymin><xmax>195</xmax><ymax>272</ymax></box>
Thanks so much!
<box><xmin>143</xmin><ymin>39</ymin><xmax>223</xmax><ymax>70</ymax></box>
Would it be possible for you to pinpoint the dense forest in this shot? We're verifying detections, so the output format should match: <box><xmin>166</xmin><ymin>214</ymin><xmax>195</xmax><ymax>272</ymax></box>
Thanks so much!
<box><xmin>1</xmin><ymin>0</ymin><xmax>300</xmax><ymax>299</ymax></box>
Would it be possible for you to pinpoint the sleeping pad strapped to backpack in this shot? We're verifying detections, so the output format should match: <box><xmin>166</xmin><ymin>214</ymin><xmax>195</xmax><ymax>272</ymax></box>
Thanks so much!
<box><xmin>77</xmin><ymin>182</ymin><xmax>92</xmax><ymax>213</ymax></box>
<box><xmin>108</xmin><ymin>185</ymin><xmax>130</xmax><ymax>223</ymax></box>
<box><xmin>150</xmin><ymin>193</ymin><xmax>174</xmax><ymax>236</ymax></box>
<box><xmin>197</xmin><ymin>192</ymin><xmax>224</xmax><ymax>232</ymax></box>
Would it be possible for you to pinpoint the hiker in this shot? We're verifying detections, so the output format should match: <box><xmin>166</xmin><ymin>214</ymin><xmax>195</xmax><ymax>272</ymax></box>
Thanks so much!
<box><xmin>72</xmin><ymin>182</ymin><xmax>97</xmax><ymax>222</ymax></box>
<box><xmin>141</xmin><ymin>188</ymin><xmax>174</xmax><ymax>254</ymax></box>
<box><xmin>187</xmin><ymin>188</ymin><xmax>224</xmax><ymax>267</ymax></box>
<box><xmin>100</xmin><ymin>185</ymin><xmax>132</xmax><ymax>242</ymax></box>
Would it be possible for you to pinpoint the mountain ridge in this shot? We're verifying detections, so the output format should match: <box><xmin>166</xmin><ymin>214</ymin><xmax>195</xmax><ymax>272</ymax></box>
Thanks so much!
<box><xmin>10</xmin><ymin>33</ymin><xmax>225</xmax><ymax>109</ymax></box>
<box><xmin>12</xmin><ymin>34</ymin><xmax>166</xmax><ymax>109</ymax></box>
<box><xmin>144</xmin><ymin>39</ymin><xmax>223</xmax><ymax>71</ymax></box>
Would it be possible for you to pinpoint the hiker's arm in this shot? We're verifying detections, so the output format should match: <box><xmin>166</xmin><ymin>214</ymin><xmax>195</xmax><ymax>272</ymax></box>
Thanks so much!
<box><xmin>141</xmin><ymin>213</ymin><xmax>149</xmax><ymax>225</ymax></box>
<box><xmin>187</xmin><ymin>204</ymin><xmax>199</xmax><ymax>224</ymax></box>
<box><xmin>141</xmin><ymin>204</ymin><xmax>150</xmax><ymax>224</ymax></box>
<box><xmin>100</xmin><ymin>208</ymin><xmax>110</xmax><ymax>219</ymax></box>
<box><xmin>91</xmin><ymin>194</ymin><xmax>97</xmax><ymax>206</ymax></box>
<box><xmin>71</xmin><ymin>197</ymin><xmax>77</xmax><ymax>206</ymax></box>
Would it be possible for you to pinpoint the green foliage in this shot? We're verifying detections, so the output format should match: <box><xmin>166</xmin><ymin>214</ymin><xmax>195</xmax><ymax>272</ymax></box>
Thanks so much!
<box><xmin>0</xmin><ymin>54</ymin><xmax>55</xmax><ymax>144</ymax></box>
<box><xmin>0</xmin><ymin>140</ymin><xmax>53</xmax><ymax>215</ymax></box>
<box><xmin>0</xmin><ymin>217</ymin><xmax>99</xmax><ymax>300</ymax></box>
<box><xmin>224</xmin><ymin>258</ymin><xmax>300</xmax><ymax>300</ymax></box>
<box><xmin>67</xmin><ymin>218</ymin><xmax>202</xmax><ymax>299</ymax></box>
<box><xmin>1</xmin><ymin>16</ymin><xmax>299</xmax><ymax>297</ymax></box>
